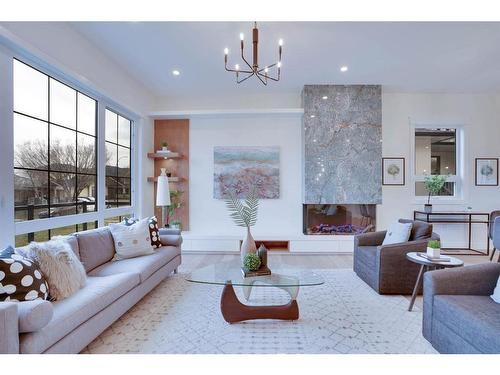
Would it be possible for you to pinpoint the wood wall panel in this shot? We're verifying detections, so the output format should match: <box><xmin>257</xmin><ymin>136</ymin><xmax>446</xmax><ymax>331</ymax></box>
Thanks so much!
<box><xmin>153</xmin><ymin>119</ymin><xmax>189</xmax><ymax>230</ymax></box>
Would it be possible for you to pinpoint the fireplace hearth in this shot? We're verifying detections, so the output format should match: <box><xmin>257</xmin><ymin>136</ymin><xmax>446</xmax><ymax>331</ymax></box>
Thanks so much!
<box><xmin>303</xmin><ymin>204</ymin><xmax>376</xmax><ymax>235</ymax></box>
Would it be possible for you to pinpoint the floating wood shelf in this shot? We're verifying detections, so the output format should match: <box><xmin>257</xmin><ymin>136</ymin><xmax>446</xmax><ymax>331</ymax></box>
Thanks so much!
<box><xmin>147</xmin><ymin>176</ymin><xmax>182</xmax><ymax>183</ymax></box>
<box><xmin>147</xmin><ymin>152</ymin><xmax>182</xmax><ymax>159</ymax></box>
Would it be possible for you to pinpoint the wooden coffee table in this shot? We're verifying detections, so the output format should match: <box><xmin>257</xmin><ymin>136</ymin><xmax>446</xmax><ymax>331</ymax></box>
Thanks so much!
<box><xmin>406</xmin><ymin>252</ymin><xmax>464</xmax><ymax>311</ymax></box>
<box><xmin>186</xmin><ymin>261</ymin><xmax>324</xmax><ymax>323</ymax></box>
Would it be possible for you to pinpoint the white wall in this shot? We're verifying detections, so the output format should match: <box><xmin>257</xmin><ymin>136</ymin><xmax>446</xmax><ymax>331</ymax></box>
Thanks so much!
<box><xmin>381</xmin><ymin>92</ymin><xmax>500</xmax><ymax>249</ymax></box>
<box><xmin>172</xmin><ymin>91</ymin><xmax>500</xmax><ymax>252</ymax></box>
<box><xmin>188</xmin><ymin>114</ymin><xmax>303</xmax><ymax>238</ymax></box>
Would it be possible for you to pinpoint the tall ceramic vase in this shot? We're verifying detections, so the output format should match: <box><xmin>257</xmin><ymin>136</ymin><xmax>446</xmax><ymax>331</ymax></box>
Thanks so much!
<box><xmin>241</xmin><ymin>226</ymin><xmax>257</xmax><ymax>264</ymax></box>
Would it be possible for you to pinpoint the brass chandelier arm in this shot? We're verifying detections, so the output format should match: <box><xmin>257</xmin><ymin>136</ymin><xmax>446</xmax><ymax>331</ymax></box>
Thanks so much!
<box><xmin>237</xmin><ymin>72</ymin><xmax>255</xmax><ymax>84</ymax></box>
<box><xmin>225</xmin><ymin>63</ymin><xmax>253</xmax><ymax>74</ymax></box>
<box><xmin>240</xmin><ymin>48</ymin><xmax>254</xmax><ymax>72</ymax></box>
<box><xmin>257</xmin><ymin>71</ymin><xmax>280</xmax><ymax>82</ymax></box>
<box><xmin>257</xmin><ymin>62</ymin><xmax>277</xmax><ymax>73</ymax></box>
<box><xmin>255</xmin><ymin>72</ymin><xmax>268</xmax><ymax>86</ymax></box>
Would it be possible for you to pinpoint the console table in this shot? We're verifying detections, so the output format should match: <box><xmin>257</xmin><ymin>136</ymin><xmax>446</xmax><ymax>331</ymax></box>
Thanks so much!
<box><xmin>413</xmin><ymin>210</ymin><xmax>490</xmax><ymax>255</ymax></box>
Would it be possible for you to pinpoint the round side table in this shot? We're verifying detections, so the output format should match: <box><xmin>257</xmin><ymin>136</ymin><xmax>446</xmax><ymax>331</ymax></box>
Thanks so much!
<box><xmin>406</xmin><ymin>252</ymin><xmax>464</xmax><ymax>311</ymax></box>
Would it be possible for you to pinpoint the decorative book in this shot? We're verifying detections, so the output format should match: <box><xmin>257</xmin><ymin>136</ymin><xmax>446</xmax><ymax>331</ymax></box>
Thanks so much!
<box><xmin>241</xmin><ymin>265</ymin><xmax>271</xmax><ymax>278</ymax></box>
<box><xmin>417</xmin><ymin>252</ymin><xmax>451</xmax><ymax>262</ymax></box>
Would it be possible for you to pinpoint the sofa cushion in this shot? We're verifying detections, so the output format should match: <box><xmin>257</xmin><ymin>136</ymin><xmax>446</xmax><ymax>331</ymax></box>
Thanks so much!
<box><xmin>88</xmin><ymin>246</ymin><xmax>180</xmax><ymax>282</ymax></box>
<box><xmin>433</xmin><ymin>295</ymin><xmax>500</xmax><ymax>353</ymax></box>
<box><xmin>17</xmin><ymin>300</ymin><xmax>53</xmax><ymax>333</ymax></box>
<box><xmin>399</xmin><ymin>219</ymin><xmax>432</xmax><ymax>240</ymax></box>
<box><xmin>52</xmin><ymin>235</ymin><xmax>80</xmax><ymax>260</ymax></box>
<box><xmin>20</xmin><ymin>273</ymin><xmax>139</xmax><ymax>354</ymax></box>
<box><xmin>1</xmin><ymin>246</ymin><xmax>49</xmax><ymax>302</ymax></box>
<box><xmin>123</xmin><ymin>216</ymin><xmax>163</xmax><ymax>249</ymax></box>
<box><xmin>75</xmin><ymin>227</ymin><xmax>115</xmax><ymax>272</ymax></box>
<box><xmin>21</xmin><ymin>238</ymin><xmax>87</xmax><ymax>301</ymax></box>
<box><xmin>382</xmin><ymin>221</ymin><xmax>412</xmax><ymax>245</ymax></box>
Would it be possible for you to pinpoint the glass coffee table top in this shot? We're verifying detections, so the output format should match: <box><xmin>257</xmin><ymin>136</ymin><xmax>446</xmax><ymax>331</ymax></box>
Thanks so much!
<box><xmin>186</xmin><ymin>260</ymin><xmax>324</xmax><ymax>287</ymax></box>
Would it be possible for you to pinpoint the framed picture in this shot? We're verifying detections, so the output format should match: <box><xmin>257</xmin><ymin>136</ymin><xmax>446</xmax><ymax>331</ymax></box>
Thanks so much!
<box><xmin>475</xmin><ymin>158</ymin><xmax>499</xmax><ymax>186</ymax></box>
<box><xmin>382</xmin><ymin>157</ymin><xmax>405</xmax><ymax>186</ymax></box>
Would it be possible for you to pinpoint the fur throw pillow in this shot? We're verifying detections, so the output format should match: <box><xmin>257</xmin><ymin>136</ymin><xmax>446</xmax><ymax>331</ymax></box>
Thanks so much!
<box><xmin>19</xmin><ymin>238</ymin><xmax>87</xmax><ymax>301</ymax></box>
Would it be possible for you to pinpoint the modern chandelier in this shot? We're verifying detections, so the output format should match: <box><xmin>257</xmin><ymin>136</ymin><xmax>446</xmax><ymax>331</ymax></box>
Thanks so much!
<box><xmin>224</xmin><ymin>22</ymin><xmax>283</xmax><ymax>85</ymax></box>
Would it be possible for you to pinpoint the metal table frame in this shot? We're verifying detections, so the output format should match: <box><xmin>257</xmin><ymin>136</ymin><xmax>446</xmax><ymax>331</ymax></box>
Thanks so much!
<box><xmin>413</xmin><ymin>210</ymin><xmax>490</xmax><ymax>256</ymax></box>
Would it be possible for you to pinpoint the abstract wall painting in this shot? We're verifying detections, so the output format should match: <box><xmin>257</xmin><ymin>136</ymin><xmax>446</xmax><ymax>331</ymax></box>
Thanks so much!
<box><xmin>382</xmin><ymin>157</ymin><xmax>405</xmax><ymax>186</ymax></box>
<box><xmin>214</xmin><ymin>146</ymin><xmax>280</xmax><ymax>199</ymax></box>
<box><xmin>475</xmin><ymin>158</ymin><xmax>499</xmax><ymax>186</ymax></box>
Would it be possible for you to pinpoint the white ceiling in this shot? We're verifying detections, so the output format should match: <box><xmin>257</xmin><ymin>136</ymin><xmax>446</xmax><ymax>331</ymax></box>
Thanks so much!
<box><xmin>70</xmin><ymin>22</ymin><xmax>500</xmax><ymax>98</ymax></box>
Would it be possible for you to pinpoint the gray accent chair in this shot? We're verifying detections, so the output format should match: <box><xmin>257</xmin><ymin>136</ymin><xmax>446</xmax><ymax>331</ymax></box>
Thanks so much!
<box><xmin>422</xmin><ymin>263</ymin><xmax>500</xmax><ymax>353</ymax></box>
<box><xmin>489</xmin><ymin>210</ymin><xmax>500</xmax><ymax>262</ymax></box>
<box><xmin>354</xmin><ymin>219</ymin><xmax>439</xmax><ymax>294</ymax></box>
<box><xmin>0</xmin><ymin>226</ymin><xmax>182</xmax><ymax>354</ymax></box>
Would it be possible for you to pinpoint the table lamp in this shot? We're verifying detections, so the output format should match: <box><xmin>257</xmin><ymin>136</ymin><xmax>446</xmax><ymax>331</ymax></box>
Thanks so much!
<box><xmin>156</xmin><ymin>168</ymin><xmax>171</xmax><ymax>227</ymax></box>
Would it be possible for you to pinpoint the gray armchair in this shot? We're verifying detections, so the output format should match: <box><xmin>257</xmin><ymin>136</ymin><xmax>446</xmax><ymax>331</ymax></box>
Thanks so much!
<box><xmin>423</xmin><ymin>263</ymin><xmax>500</xmax><ymax>353</ymax></box>
<box><xmin>353</xmin><ymin>219</ymin><xmax>439</xmax><ymax>294</ymax></box>
<box><xmin>489</xmin><ymin>211</ymin><xmax>500</xmax><ymax>262</ymax></box>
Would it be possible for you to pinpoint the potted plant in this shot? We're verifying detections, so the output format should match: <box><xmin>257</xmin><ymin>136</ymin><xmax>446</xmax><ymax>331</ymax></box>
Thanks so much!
<box><xmin>225</xmin><ymin>188</ymin><xmax>259</xmax><ymax>265</ymax></box>
<box><xmin>160</xmin><ymin>141</ymin><xmax>168</xmax><ymax>152</ymax></box>
<box><xmin>423</xmin><ymin>175</ymin><xmax>447</xmax><ymax>213</ymax></box>
<box><xmin>165</xmin><ymin>189</ymin><xmax>183</xmax><ymax>227</ymax></box>
<box><xmin>170</xmin><ymin>220</ymin><xmax>182</xmax><ymax>230</ymax></box>
<box><xmin>427</xmin><ymin>239</ymin><xmax>441</xmax><ymax>259</ymax></box>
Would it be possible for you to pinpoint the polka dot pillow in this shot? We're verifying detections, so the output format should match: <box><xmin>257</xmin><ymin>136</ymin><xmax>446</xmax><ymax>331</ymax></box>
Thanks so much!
<box><xmin>122</xmin><ymin>216</ymin><xmax>162</xmax><ymax>249</ymax></box>
<box><xmin>0</xmin><ymin>246</ymin><xmax>49</xmax><ymax>302</ymax></box>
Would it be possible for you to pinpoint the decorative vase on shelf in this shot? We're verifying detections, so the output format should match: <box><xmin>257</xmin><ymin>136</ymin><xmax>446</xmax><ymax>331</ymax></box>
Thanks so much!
<box><xmin>161</xmin><ymin>146</ymin><xmax>169</xmax><ymax>152</ymax></box>
<box><xmin>241</xmin><ymin>226</ymin><xmax>257</xmax><ymax>263</ymax></box>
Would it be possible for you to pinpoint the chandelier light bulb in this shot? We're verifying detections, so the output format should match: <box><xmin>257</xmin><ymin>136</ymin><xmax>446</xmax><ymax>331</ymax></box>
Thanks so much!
<box><xmin>240</xmin><ymin>33</ymin><xmax>244</xmax><ymax>41</ymax></box>
<box><xmin>224</xmin><ymin>48</ymin><xmax>229</xmax><ymax>55</ymax></box>
<box><xmin>235</xmin><ymin>64</ymin><xmax>240</xmax><ymax>71</ymax></box>
<box><xmin>277</xmin><ymin>61</ymin><xmax>282</xmax><ymax>68</ymax></box>
<box><xmin>264</xmin><ymin>67</ymin><xmax>269</xmax><ymax>73</ymax></box>
<box><xmin>279</xmin><ymin>38</ymin><xmax>283</xmax><ymax>46</ymax></box>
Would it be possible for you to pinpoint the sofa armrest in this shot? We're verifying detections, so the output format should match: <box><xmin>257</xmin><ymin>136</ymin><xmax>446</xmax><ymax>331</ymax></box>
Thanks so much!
<box><xmin>159</xmin><ymin>228</ymin><xmax>183</xmax><ymax>247</ymax></box>
<box><xmin>422</xmin><ymin>263</ymin><xmax>500</xmax><ymax>340</ymax></box>
<box><xmin>0</xmin><ymin>302</ymin><xmax>19</xmax><ymax>354</ymax></box>
<box><xmin>378</xmin><ymin>238</ymin><xmax>429</xmax><ymax>256</ymax></box>
<box><xmin>17</xmin><ymin>300</ymin><xmax>53</xmax><ymax>333</ymax></box>
<box><xmin>354</xmin><ymin>230</ymin><xmax>386</xmax><ymax>247</ymax></box>
<box><xmin>424</xmin><ymin>263</ymin><xmax>500</xmax><ymax>297</ymax></box>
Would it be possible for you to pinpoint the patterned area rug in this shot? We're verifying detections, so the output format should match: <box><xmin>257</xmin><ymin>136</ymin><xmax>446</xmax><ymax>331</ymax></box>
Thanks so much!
<box><xmin>83</xmin><ymin>269</ymin><xmax>436</xmax><ymax>354</ymax></box>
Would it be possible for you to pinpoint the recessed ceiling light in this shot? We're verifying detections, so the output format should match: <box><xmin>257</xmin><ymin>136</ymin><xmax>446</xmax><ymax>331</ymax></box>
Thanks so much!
<box><xmin>340</xmin><ymin>66</ymin><xmax>348</xmax><ymax>72</ymax></box>
<box><xmin>310</xmin><ymin>115</ymin><xmax>315</xmax><ymax>118</ymax></box>
<box><xmin>172</xmin><ymin>70</ymin><xmax>180</xmax><ymax>76</ymax></box>
<box><xmin>322</xmin><ymin>96</ymin><xmax>328</xmax><ymax>100</ymax></box>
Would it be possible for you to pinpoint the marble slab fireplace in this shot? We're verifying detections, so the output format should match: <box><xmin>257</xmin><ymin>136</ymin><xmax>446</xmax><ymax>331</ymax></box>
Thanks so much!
<box><xmin>302</xmin><ymin>85</ymin><xmax>382</xmax><ymax>236</ymax></box>
<box><xmin>303</xmin><ymin>204</ymin><xmax>376</xmax><ymax>235</ymax></box>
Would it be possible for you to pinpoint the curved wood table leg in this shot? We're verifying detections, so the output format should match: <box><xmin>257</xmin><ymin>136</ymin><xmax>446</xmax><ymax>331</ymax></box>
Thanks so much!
<box><xmin>220</xmin><ymin>282</ymin><xmax>299</xmax><ymax>323</ymax></box>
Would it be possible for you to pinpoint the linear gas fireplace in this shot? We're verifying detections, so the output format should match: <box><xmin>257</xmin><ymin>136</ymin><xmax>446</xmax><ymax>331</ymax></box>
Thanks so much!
<box><xmin>303</xmin><ymin>204</ymin><xmax>376</xmax><ymax>235</ymax></box>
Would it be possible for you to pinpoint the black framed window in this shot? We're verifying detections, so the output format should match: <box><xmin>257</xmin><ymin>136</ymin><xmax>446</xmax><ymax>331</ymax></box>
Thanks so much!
<box><xmin>105</xmin><ymin>109</ymin><xmax>131</xmax><ymax>208</ymax></box>
<box><xmin>13</xmin><ymin>59</ymin><xmax>97</xmax><ymax>222</ymax></box>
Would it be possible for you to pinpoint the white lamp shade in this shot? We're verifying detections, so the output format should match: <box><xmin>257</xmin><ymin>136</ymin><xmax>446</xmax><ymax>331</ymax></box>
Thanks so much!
<box><xmin>156</xmin><ymin>168</ymin><xmax>171</xmax><ymax>206</ymax></box>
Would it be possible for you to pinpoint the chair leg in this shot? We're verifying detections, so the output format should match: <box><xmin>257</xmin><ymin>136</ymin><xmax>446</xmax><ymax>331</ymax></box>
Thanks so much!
<box><xmin>490</xmin><ymin>248</ymin><xmax>496</xmax><ymax>261</ymax></box>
